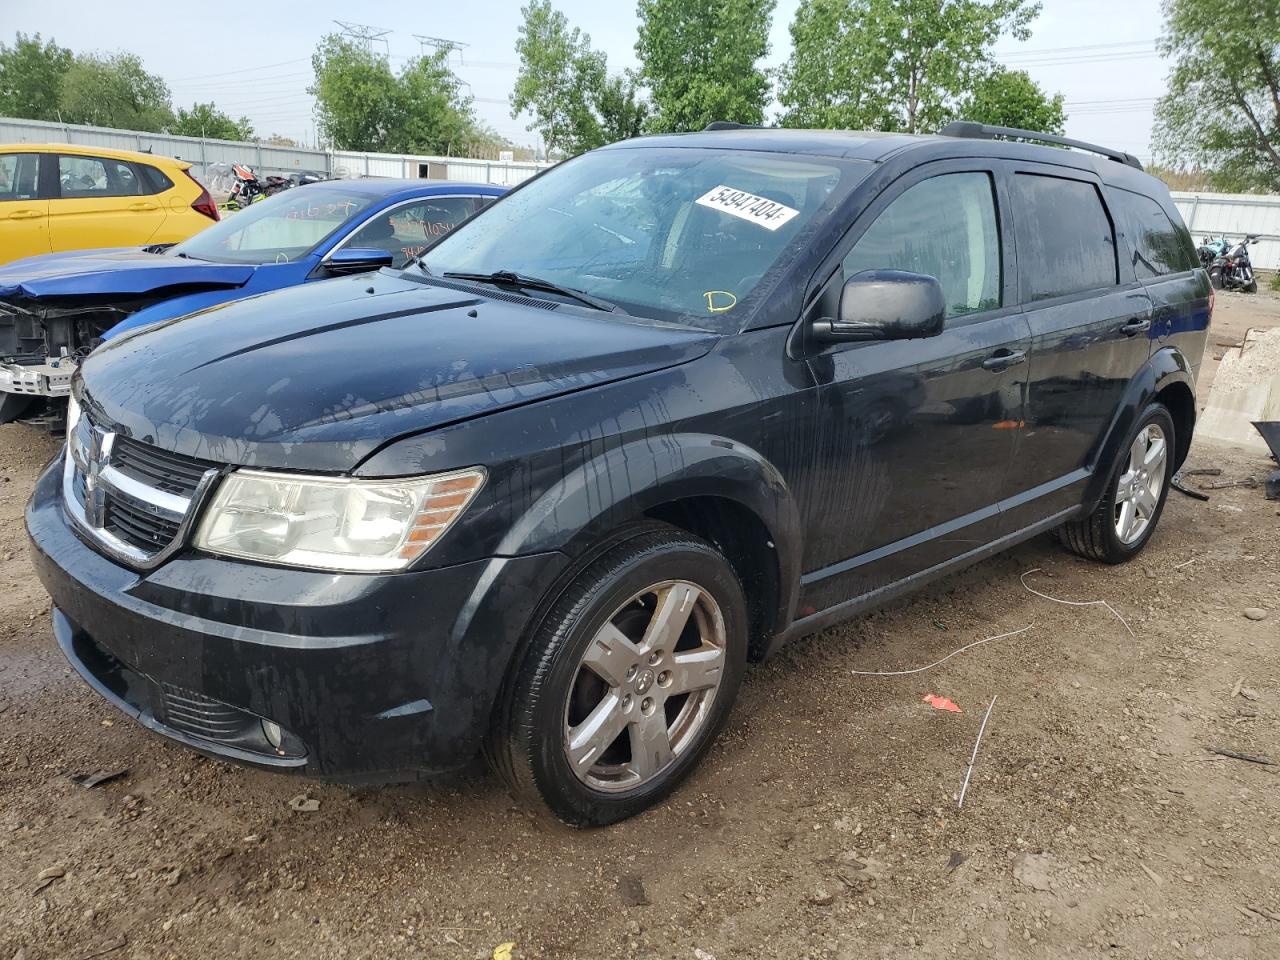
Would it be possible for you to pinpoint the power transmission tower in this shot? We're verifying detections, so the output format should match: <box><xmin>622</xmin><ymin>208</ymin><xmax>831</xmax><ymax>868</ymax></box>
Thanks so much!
<box><xmin>335</xmin><ymin>21</ymin><xmax>392</xmax><ymax>57</ymax></box>
<box><xmin>414</xmin><ymin>35</ymin><xmax>470</xmax><ymax>64</ymax></box>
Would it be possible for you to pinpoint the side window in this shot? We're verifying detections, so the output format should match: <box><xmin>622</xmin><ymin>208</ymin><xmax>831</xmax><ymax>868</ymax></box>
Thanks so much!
<box><xmin>0</xmin><ymin>153</ymin><xmax>41</xmax><ymax>201</ymax></box>
<box><xmin>138</xmin><ymin>164</ymin><xmax>174</xmax><ymax>195</ymax></box>
<box><xmin>347</xmin><ymin>197</ymin><xmax>480</xmax><ymax>267</ymax></box>
<box><xmin>1011</xmin><ymin>174</ymin><xmax>1117</xmax><ymax>300</ymax></box>
<box><xmin>57</xmin><ymin>156</ymin><xmax>144</xmax><ymax>198</ymax></box>
<box><xmin>1108</xmin><ymin>188</ymin><xmax>1198</xmax><ymax>278</ymax></box>
<box><xmin>843</xmin><ymin>172</ymin><xmax>1001</xmax><ymax>318</ymax></box>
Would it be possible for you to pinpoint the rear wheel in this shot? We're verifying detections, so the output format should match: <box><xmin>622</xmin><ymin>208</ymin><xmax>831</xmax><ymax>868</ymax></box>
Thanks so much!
<box><xmin>488</xmin><ymin>525</ymin><xmax>747</xmax><ymax>826</ymax></box>
<box><xmin>0</xmin><ymin>392</ymin><xmax>33</xmax><ymax>425</ymax></box>
<box><xmin>1058</xmin><ymin>404</ymin><xmax>1175</xmax><ymax>564</ymax></box>
<box><xmin>1208</xmin><ymin>267</ymin><xmax>1224</xmax><ymax>290</ymax></box>
<box><xmin>1244</xmin><ymin>279</ymin><xmax>1258</xmax><ymax>294</ymax></box>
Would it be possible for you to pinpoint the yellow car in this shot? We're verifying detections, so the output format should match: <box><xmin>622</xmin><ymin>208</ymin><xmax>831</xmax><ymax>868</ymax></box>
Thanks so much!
<box><xmin>0</xmin><ymin>143</ymin><xmax>220</xmax><ymax>264</ymax></box>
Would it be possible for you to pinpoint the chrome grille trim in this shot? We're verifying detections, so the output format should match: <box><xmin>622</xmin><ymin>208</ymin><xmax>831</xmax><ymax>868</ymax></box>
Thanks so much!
<box><xmin>62</xmin><ymin>415</ymin><xmax>222</xmax><ymax>569</ymax></box>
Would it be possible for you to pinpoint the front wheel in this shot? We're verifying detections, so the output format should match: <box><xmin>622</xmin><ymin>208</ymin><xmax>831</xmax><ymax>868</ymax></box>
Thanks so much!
<box><xmin>1208</xmin><ymin>267</ymin><xmax>1224</xmax><ymax>290</ymax></box>
<box><xmin>1058</xmin><ymin>404</ymin><xmax>1175</xmax><ymax>564</ymax></box>
<box><xmin>487</xmin><ymin>525</ymin><xmax>748</xmax><ymax>826</ymax></box>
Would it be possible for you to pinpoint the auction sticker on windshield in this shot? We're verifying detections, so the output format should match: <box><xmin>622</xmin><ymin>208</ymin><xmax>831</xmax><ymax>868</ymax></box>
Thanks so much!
<box><xmin>694</xmin><ymin>185</ymin><xmax>800</xmax><ymax>231</ymax></box>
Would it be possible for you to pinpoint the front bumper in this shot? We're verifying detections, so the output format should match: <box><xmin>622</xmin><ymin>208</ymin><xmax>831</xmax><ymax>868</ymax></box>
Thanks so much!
<box><xmin>26</xmin><ymin>458</ymin><xmax>568</xmax><ymax>780</ymax></box>
<box><xmin>1</xmin><ymin>357</ymin><xmax>76</xmax><ymax>398</ymax></box>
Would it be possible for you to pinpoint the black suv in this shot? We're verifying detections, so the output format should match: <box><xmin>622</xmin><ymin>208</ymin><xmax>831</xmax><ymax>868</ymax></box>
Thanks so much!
<box><xmin>26</xmin><ymin>123</ymin><xmax>1210</xmax><ymax>825</ymax></box>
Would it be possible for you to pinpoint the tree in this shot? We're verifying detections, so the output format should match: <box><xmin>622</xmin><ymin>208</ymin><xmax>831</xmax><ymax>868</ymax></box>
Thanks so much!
<box><xmin>511</xmin><ymin>1</ymin><xmax>645</xmax><ymax>156</ymax></box>
<box><xmin>1153</xmin><ymin>0</ymin><xmax>1280</xmax><ymax>193</ymax></box>
<box><xmin>170</xmin><ymin>102</ymin><xmax>255</xmax><ymax>141</ymax></box>
<box><xmin>957</xmin><ymin>66</ymin><xmax>1065</xmax><ymax>133</ymax></box>
<box><xmin>777</xmin><ymin>0</ymin><xmax>1041</xmax><ymax>133</ymax></box>
<box><xmin>0</xmin><ymin>32</ymin><xmax>73</xmax><ymax>122</ymax></box>
<box><xmin>58</xmin><ymin>52</ymin><xmax>173</xmax><ymax>131</ymax></box>
<box><xmin>635</xmin><ymin>0</ymin><xmax>774</xmax><ymax>133</ymax></box>
<box><xmin>310</xmin><ymin>35</ymin><xmax>479</xmax><ymax>155</ymax></box>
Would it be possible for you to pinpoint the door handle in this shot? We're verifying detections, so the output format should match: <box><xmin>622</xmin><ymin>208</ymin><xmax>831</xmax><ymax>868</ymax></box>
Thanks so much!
<box><xmin>1121</xmin><ymin>317</ymin><xmax>1152</xmax><ymax>336</ymax></box>
<box><xmin>982</xmin><ymin>349</ymin><xmax>1027</xmax><ymax>372</ymax></box>
<box><xmin>7</xmin><ymin>210</ymin><xmax>42</xmax><ymax>220</ymax></box>
<box><xmin>128</xmin><ymin>202</ymin><xmax>159</xmax><ymax>211</ymax></box>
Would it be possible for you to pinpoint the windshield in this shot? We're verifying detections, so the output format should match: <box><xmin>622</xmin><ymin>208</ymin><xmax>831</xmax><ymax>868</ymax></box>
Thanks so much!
<box><xmin>419</xmin><ymin>147</ymin><xmax>868</xmax><ymax>328</ymax></box>
<box><xmin>172</xmin><ymin>187</ymin><xmax>377</xmax><ymax>264</ymax></box>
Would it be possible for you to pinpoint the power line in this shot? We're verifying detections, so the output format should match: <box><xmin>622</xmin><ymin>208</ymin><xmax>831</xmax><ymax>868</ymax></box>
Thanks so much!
<box><xmin>169</xmin><ymin>58</ymin><xmax>311</xmax><ymax>82</ymax></box>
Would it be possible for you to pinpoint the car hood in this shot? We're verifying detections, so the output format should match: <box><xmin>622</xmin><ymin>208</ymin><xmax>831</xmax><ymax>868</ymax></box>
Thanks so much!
<box><xmin>79</xmin><ymin>271</ymin><xmax>719</xmax><ymax>473</ymax></box>
<box><xmin>0</xmin><ymin>249</ymin><xmax>255</xmax><ymax>300</ymax></box>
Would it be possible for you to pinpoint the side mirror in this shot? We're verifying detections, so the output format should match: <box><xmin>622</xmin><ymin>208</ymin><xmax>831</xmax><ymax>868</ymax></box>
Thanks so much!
<box><xmin>326</xmin><ymin>247</ymin><xmax>395</xmax><ymax>275</ymax></box>
<box><xmin>813</xmin><ymin>270</ymin><xmax>946</xmax><ymax>343</ymax></box>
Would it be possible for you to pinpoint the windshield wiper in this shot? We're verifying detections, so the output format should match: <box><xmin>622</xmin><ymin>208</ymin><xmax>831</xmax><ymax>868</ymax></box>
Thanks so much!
<box><xmin>443</xmin><ymin>270</ymin><xmax>624</xmax><ymax>314</ymax></box>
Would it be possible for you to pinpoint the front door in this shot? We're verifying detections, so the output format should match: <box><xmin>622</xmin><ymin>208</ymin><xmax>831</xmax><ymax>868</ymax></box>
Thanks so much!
<box><xmin>0</xmin><ymin>152</ymin><xmax>50</xmax><ymax>264</ymax></box>
<box><xmin>799</xmin><ymin>164</ymin><xmax>1031</xmax><ymax>615</ymax></box>
<box><xmin>999</xmin><ymin>167</ymin><xmax>1154</xmax><ymax>529</ymax></box>
<box><xmin>49</xmin><ymin>154</ymin><xmax>168</xmax><ymax>252</ymax></box>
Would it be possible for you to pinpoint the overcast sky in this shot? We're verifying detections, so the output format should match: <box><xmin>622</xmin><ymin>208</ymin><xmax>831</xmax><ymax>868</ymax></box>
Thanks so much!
<box><xmin>6</xmin><ymin>0</ymin><xmax>1166</xmax><ymax>159</ymax></box>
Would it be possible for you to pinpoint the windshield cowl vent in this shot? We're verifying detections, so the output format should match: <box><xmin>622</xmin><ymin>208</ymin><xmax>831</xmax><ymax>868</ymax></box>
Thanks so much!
<box><xmin>422</xmin><ymin>278</ymin><xmax>560</xmax><ymax>310</ymax></box>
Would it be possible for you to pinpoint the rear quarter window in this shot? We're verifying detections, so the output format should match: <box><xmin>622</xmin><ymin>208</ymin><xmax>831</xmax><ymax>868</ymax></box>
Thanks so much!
<box><xmin>1108</xmin><ymin>188</ymin><xmax>1198</xmax><ymax>277</ymax></box>
<box><xmin>1010</xmin><ymin>174</ymin><xmax>1118</xmax><ymax>301</ymax></box>
<box><xmin>139</xmin><ymin>164</ymin><xmax>175</xmax><ymax>195</ymax></box>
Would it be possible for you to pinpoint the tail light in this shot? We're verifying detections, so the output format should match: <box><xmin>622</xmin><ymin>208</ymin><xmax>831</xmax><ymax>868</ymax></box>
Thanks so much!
<box><xmin>184</xmin><ymin>171</ymin><xmax>220</xmax><ymax>222</ymax></box>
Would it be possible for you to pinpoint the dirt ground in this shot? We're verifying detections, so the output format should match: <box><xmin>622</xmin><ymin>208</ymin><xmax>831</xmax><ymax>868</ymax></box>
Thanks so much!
<box><xmin>2</xmin><ymin>294</ymin><xmax>1278</xmax><ymax>960</ymax></box>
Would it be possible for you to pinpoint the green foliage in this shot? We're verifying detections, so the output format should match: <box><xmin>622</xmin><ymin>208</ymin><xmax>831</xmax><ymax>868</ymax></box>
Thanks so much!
<box><xmin>635</xmin><ymin>0</ymin><xmax>775</xmax><ymax>133</ymax></box>
<box><xmin>170</xmin><ymin>102</ymin><xmax>255</xmax><ymax>141</ymax></box>
<box><xmin>957</xmin><ymin>66</ymin><xmax>1065</xmax><ymax>134</ymax></box>
<box><xmin>310</xmin><ymin>36</ymin><xmax>478</xmax><ymax>154</ymax></box>
<box><xmin>58</xmin><ymin>52</ymin><xmax>173</xmax><ymax>131</ymax></box>
<box><xmin>777</xmin><ymin>0</ymin><xmax>1041</xmax><ymax>133</ymax></box>
<box><xmin>0</xmin><ymin>32</ymin><xmax>73</xmax><ymax>122</ymax></box>
<box><xmin>1153</xmin><ymin>0</ymin><xmax>1280</xmax><ymax>193</ymax></box>
<box><xmin>512</xmin><ymin>1</ymin><xmax>647</xmax><ymax>156</ymax></box>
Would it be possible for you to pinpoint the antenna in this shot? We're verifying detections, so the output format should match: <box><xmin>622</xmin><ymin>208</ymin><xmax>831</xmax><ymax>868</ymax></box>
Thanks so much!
<box><xmin>334</xmin><ymin>21</ymin><xmax>392</xmax><ymax>57</ymax></box>
<box><xmin>414</xmin><ymin>35</ymin><xmax>470</xmax><ymax>64</ymax></box>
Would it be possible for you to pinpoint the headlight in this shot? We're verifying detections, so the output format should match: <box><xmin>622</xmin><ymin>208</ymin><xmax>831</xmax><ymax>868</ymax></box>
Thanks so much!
<box><xmin>193</xmin><ymin>467</ymin><xmax>485</xmax><ymax>572</ymax></box>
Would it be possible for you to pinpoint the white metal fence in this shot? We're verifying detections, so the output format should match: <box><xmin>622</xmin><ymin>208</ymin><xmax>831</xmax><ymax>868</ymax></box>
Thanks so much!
<box><xmin>0</xmin><ymin>116</ymin><xmax>549</xmax><ymax>188</ymax></box>
<box><xmin>1171</xmin><ymin>191</ymin><xmax>1280</xmax><ymax>271</ymax></box>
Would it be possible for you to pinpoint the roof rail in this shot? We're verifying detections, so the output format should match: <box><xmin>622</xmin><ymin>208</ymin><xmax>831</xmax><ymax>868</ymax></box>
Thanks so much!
<box><xmin>703</xmin><ymin>121</ymin><xmax>759</xmax><ymax>131</ymax></box>
<box><xmin>939</xmin><ymin>121</ymin><xmax>1144</xmax><ymax>171</ymax></box>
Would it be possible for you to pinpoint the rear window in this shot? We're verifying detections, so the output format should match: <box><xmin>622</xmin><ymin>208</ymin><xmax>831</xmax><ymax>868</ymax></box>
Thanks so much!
<box><xmin>58</xmin><ymin>155</ymin><xmax>144</xmax><ymax>198</ymax></box>
<box><xmin>1011</xmin><ymin>174</ymin><xmax>1118</xmax><ymax>301</ymax></box>
<box><xmin>1108</xmin><ymin>188</ymin><xmax>1198</xmax><ymax>278</ymax></box>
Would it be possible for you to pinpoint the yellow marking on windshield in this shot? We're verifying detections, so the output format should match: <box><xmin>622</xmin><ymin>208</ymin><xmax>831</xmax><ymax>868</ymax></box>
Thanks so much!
<box><xmin>704</xmin><ymin>290</ymin><xmax>737</xmax><ymax>313</ymax></box>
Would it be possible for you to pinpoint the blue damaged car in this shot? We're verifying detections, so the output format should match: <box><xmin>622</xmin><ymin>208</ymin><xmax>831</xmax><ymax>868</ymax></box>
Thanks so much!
<box><xmin>0</xmin><ymin>178</ymin><xmax>503</xmax><ymax>426</ymax></box>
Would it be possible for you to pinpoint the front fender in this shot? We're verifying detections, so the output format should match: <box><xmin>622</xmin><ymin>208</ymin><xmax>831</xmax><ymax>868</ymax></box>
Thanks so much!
<box><xmin>496</xmin><ymin>432</ymin><xmax>804</xmax><ymax>634</ymax></box>
<box><xmin>1082</xmin><ymin>345</ymin><xmax>1196</xmax><ymax>512</ymax></box>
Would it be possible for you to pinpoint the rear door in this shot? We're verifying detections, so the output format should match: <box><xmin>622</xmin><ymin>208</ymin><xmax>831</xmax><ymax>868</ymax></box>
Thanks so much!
<box><xmin>1000</xmin><ymin>165</ymin><xmax>1154</xmax><ymax>529</ymax></box>
<box><xmin>0</xmin><ymin>151</ymin><xmax>50</xmax><ymax>263</ymax></box>
<box><xmin>799</xmin><ymin>162</ymin><xmax>1031</xmax><ymax>612</ymax></box>
<box><xmin>49</xmin><ymin>154</ymin><xmax>168</xmax><ymax>251</ymax></box>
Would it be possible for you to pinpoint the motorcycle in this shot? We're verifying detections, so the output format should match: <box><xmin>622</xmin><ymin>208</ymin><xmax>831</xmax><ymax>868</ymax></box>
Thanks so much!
<box><xmin>1196</xmin><ymin>235</ymin><xmax>1229</xmax><ymax>269</ymax></box>
<box><xmin>225</xmin><ymin>163</ymin><xmax>273</xmax><ymax>210</ymax></box>
<box><xmin>1207</xmin><ymin>235</ymin><xmax>1259</xmax><ymax>293</ymax></box>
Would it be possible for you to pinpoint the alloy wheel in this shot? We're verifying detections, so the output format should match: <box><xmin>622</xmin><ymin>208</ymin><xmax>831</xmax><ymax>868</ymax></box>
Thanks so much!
<box><xmin>1113</xmin><ymin>423</ymin><xmax>1167</xmax><ymax>544</ymax></box>
<box><xmin>563</xmin><ymin>580</ymin><xmax>727</xmax><ymax>793</ymax></box>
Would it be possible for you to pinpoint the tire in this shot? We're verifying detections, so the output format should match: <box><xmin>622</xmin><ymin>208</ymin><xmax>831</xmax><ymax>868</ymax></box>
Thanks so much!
<box><xmin>487</xmin><ymin>524</ymin><xmax>748</xmax><ymax>826</ymax></box>
<box><xmin>1208</xmin><ymin>267</ymin><xmax>1224</xmax><ymax>290</ymax></box>
<box><xmin>0</xmin><ymin>392</ymin><xmax>34</xmax><ymax>425</ymax></box>
<box><xmin>1244</xmin><ymin>280</ymin><xmax>1258</xmax><ymax>294</ymax></box>
<box><xmin>1057</xmin><ymin>403</ymin><xmax>1175</xmax><ymax>564</ymax></box>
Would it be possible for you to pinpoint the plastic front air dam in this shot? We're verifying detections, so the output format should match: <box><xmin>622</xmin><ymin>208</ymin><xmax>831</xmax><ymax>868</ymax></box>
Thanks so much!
<box><xmin>25</xmin><ymin>457</ymin><xmax>569</xmax><ymax>780</ymax></box>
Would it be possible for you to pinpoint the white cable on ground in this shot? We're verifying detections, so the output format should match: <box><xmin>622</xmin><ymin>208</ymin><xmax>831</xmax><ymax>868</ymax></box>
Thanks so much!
<box><xmin>958</xmin><ymin>694</ymin><xmax>998</xmax><ymax>809</ymax></box>
<box><xmin>1019</xmin><ymin>567</ymin><xmax>1135</xmax><ymax>638</ymax></box>
<box><xmin>850</xmin><ymin>624</ymin><xmax>1034</xmax><ymax>677</ymax></box>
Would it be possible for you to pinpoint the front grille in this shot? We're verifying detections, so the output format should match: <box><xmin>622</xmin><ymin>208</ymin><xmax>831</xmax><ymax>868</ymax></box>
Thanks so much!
<box><xmin>64</xmin><ymin>413</ymin><xmax>220</xmax><ymax>565</ymax></box>
<box><xmin>103</xmin><ymin>498</ymin><xmax>181</xmax><ymax>552</ymax></box>
<box><xmin>160</xmin><ymin>683</ymin><xmax>253</xmax><ymax>744</ymax></box>
<box><xmin>112</xmin><ymin>436</ymin><xmax>217</xmax><ymax>497</ymax></box>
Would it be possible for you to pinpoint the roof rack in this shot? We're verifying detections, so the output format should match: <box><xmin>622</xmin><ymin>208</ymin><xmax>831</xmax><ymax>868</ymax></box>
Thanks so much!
<box><xmin>703</xmin><ymin>121</ymin><xmax>760</xmax><ymax>131</ymax></box>
<box><xmin>939</xmin><ymin>121</ymin><xmax>1144</xmax><ymax>171</ymax></box>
